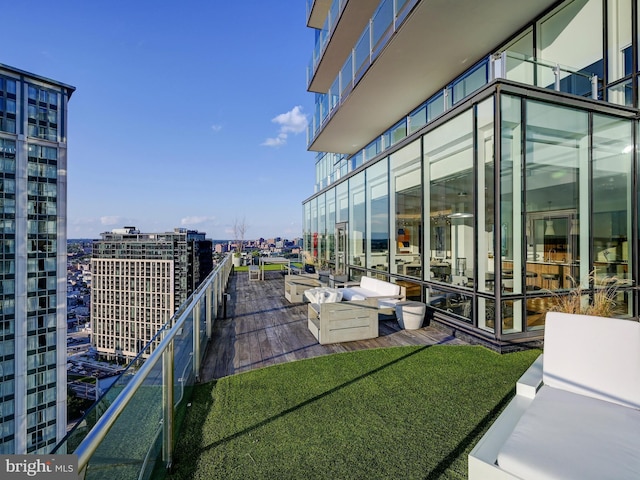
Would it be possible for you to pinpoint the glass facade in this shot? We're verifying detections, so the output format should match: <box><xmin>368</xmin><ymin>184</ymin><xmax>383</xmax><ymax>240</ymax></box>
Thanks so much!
<box><xmin>303</xmin><ymin>0</ymin><xmax>640</xmax><ymax>345</ymax></box>
<box><xmin>304</xmin><ymin>86</ymin><xmax>636</xmax><ymax>343</ymax></box>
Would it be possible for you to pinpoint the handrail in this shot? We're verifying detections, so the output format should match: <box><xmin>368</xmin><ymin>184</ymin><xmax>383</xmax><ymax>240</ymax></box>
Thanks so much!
<box><xmin>64</xmin><ymin>254</ymin><xmax>232</xmax><ymax>477</ymax></box>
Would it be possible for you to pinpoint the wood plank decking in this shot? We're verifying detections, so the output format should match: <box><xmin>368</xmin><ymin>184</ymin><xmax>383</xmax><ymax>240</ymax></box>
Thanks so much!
<box><xmin>200</xmin><ymin>270</ymin><xmax>467</xmax><ymax>382</ymax></box>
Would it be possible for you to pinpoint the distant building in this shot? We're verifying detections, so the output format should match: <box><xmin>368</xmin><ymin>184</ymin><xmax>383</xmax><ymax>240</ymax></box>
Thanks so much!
<box><xmin>0</xmin><ymin>64</ymin><xmax>75</xmax><ymax>454</ymax></box>
<box><xmin>91</xmin><ymin>227</ymin><xmax>212</xmax><ymax>362</ymax></box>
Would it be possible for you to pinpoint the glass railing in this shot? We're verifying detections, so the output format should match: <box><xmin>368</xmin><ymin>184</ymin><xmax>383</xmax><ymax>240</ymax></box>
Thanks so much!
<box><xmin>306</xmin><ymin>0</ymin><xmax>348</xmax><ymax>86</ymax></box>
<box><xmin>500</xmin><ymin>51</ymin><xmax>600</xmax><ymax>99</ymax></box>
<box><xmin>53</xmin><ymin>255</ymin><xmax>233</xmax><ymax>479</ymax></box>
<box><xmin>311</xmin><ymin>56</ymin><xmax>489</xmax><ymax>192</ymax></box>
<box><xmin>306</xmin><ymin>0</ymin><xmax>418</xmax><ymax>141</ymax></box>
<box><xmin>311</xmin><ymin>48</ymin><xmax>603</xmax><ymax>193</ymax></box>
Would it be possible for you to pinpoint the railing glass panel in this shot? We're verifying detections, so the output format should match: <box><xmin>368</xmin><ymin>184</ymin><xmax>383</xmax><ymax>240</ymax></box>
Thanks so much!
<box><xmin>409</xmin><ymin>104</ymin><xmax>427</xmax><ymax>134</ymax></box>
<box><xmin>504</xmin><ymin>51</ymin><xmax>598</xmax><ymax>99</ymax></box>
<box><xmin>354</xmin><ymin>24</ymin><xmax>371</xmax><ymax>81</ymax></box>
<box><xmin>329</xmin><ymin>76</ymin><xmax>340</xmax><ymax>110</ymax></box>
<box><xmin>340</xmin><ymin>55</ymin><xmax>353</xmax><ymax>97</ymax></box>
<box><xmin>54</xmin><ymin>257</ymin><xmax>232</xmax><ymax>479</ymax></box>
<box><xmin>607</xmin><ymin>78</ymin><xmax>634</xmax><ymax>106</ymax></box>
<box><xmin>372</xmin><ymin>0</ymin><xmax>393</xmax><ymax>54</ymax></box>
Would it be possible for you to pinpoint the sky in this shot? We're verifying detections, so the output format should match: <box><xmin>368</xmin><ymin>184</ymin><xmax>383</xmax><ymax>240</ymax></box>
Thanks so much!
<box><xmin>2</xmin><ymin>1</ymin><xmax>316</xmax><ymax>240</ymax></box>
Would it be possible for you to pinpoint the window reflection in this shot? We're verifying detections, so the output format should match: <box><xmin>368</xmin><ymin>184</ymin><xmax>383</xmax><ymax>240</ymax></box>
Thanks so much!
<box><xmin>366</xmin><ymin>160</ymin><xmax>389</xmax><ymax>272</ymax></box>
<box><xmin>425</xmin><ymin>111</ymin><xmax>474</xmax><ymax>288</ymax></box>
<box><xmin>390</xmin><ymin>140</ymin><xmax>421</xmax><ymax>278</ymax></box>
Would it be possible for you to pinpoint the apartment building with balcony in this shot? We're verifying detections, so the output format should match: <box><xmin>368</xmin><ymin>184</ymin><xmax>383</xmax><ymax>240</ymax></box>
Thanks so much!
<box><xmin>0</xmin><ymin>64</ymin><xmax>74</xmax><ymax>453</ymax></box>
<box><xmin>303</xmin><ymin>0</ymin><xmax>640</xmax><ymax>350</ymax></box>
<box><xmin>91</xmin><ymin>227</ymin><xmax>212</xmax><ymax>362</ymax></box>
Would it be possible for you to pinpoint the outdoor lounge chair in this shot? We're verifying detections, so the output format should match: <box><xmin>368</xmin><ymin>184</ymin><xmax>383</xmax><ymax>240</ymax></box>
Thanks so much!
<box><xmin>468</xmin><ymin>311</ymin><xmax>640</xmax><ymax>479</ymax></box>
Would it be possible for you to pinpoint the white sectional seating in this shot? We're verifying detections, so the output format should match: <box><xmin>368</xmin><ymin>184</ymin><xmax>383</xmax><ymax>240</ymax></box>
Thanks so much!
<box><xmin>339</xmin><ymin>276</ymin><xmax>405</xmax><ymax>313</ymax></box>
<box><xmin>468</xmin><ymin>312</ymin><xmax>640</xmax><ymax>480</ymax></box>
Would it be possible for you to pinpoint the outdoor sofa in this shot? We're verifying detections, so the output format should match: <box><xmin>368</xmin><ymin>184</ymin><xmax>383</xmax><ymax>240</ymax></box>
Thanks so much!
<box><xmin>338</xmin><ymin>276</ymin><xmax>406</xmax><ymax>315</ymax></box>
<box><xmin>468</xmin><ymin>311</ymin><xmax>640</xmax><ymax>479</ymax></box>
<box><xmin>306</xmin><ymin>276</ymin><xmax>406</xmax><ymax>344</ymax></box>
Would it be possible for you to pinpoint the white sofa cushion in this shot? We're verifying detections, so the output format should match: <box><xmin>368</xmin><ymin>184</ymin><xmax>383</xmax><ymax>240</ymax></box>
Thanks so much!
<box><xmin>360</xmin><ymin>276</ymin><xmax>400</xmax><ymax>297</ymax></box>
<box><xmin>340</xmin><ymin>286</ymin><xmax>378</xmax><ymax>301</ymax></box>
<box><xmin>341</xmin><ymin>277</ymin><xmax>401</xmax><ymax>302</ymax></box>
<box><xmin>497</xmin><ymin>385</ymin><xmax>640</xmax><ymax>480</ymax></box>
<box><xmin>544</xmin><ymin>312</ymin><xmax>640</xmax><ymax>409</ymax></box>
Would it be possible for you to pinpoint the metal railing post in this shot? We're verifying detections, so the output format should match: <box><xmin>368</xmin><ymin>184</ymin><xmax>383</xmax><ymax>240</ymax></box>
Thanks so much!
<box><xmin>554</xmin><ymin>64</ymin><xmax>561</xmax><ymax>91</ymax></box>
<box><xmin>206</xmin><ymin>285</ymin><xmax>213</xmax><ymax>340</ymax></box>
<box><xmin>193</xmin><ymin>301</ymin><xmax>201</xmax><ymax>381</ymax></box>
<box><xmin>591</xmin><ymin>74</ymin><xmax>598</xmax><ymax>99</ymax></box>
<box><xmin>162</xmin><ymin>337</ymin><xmax>174</xmax><ymax>469</ymax></box>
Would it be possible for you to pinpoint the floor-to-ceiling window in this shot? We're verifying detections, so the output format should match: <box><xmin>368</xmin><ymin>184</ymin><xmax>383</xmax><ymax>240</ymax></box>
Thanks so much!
<box><xmin>317</xmin><ymin>192</ymin><xmax>327</xmax><ymax>267</ymax></box>
<box><xmin>592</xmin><ymin>112</ymin><xmax>633</xmax><ymax>316</ymax></box>
<box><xmin>326</xmin><ymin>188</ymin><xmax>336</xmax><ymax>269</ymax></box>
<box><xmin>425</xmin><ymin>110</ymin><xmax>475</xmax><ymax>322</ymax></box>
<box><xmin>366</xmin><ymin>160</ymin><xmax>389</xmax><ymax>273</ymax></box>
<box><xmin>425</xmin><ymin>111</ymin><xmax>474</xmax><ymax>285</ymax></box>
<box><xmin>390</xmin><ymin>140</ymin><xmax>421</xmax><ymax>279</ymax></box>
<box><xmin>524</xmin><ymin>100</ymin><xmax>588</xmax><ymax>330</ymax></box>
<box><xmin>500</xmin><ymin>95</ymin><xmax>525</xmax><ymax>334</ymax></box>
<box><xmin>476</xmin><ymin>98</ymin><xmax>497</xmax><ymax>331</ymax></box>
<box><xmin>349</xmin><ymin>172</ymin><xmax>366</xmax><ymax>272</ymax></box>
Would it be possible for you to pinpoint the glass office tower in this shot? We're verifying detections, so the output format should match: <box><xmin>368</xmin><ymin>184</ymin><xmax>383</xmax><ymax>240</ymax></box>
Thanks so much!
<box><xmin>0</xmin><ymin>64</ymin><xmax>74</xmax><ymax>453</ymax></box>
<box><xmin>303</xmin><ymin>0</ymin><xmax>639</xmax><ymax>350</ymax></box>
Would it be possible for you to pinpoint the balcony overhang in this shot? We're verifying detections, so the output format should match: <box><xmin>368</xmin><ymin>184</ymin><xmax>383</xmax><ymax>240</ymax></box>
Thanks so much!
<box><xmin>307</xmin><ymin>0</ymin><xmax>333</xmax><ymax>28</ymax></box>
<box><xmin>308</xmin><ymin>0</ymin><xmax>380</xmax><ymax>93</ymax></box>
<box><xmin>308</xmin><ymin>0</ymin><xmax>560</xmax><ymax>155</ymax></box>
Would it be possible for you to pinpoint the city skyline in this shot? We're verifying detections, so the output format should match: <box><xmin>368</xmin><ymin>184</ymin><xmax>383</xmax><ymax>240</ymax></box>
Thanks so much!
<box><xmin>2</xmin><ymin>1</ymin><xmax>314</xmax><ymax>240</ymax></box>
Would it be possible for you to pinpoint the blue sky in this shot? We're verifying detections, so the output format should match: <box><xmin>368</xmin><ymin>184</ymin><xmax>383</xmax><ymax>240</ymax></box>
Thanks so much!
<box><xmin>2</xmin><ymin>1</ymin><xmax>315</xmax><ymax>240</ymax></box>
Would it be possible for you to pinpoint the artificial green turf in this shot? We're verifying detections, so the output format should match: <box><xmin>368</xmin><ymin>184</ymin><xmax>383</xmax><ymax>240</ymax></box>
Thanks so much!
<box><xmin>233</xmin><ymin>262</ymin><xmax>302</xmax><ymax>273</ymax></box>
<box><xmin>169</xmin><ymin>345</ymin><xmax>540</xmax><ymax>480</ymax></box>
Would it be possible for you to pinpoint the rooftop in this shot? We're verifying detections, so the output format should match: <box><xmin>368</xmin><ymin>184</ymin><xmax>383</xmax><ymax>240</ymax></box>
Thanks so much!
<box><xmin>200</xmin><ymin>270</ymin><xmax>466</xmax><ymax>381</ymax></box>
<box><xmin>66</xmin><ymin>263</ymin><xmax>540</xmax><ymax>478</ymax></box>
<box><xmin>172</xmin><ymin>270</ymin><xmax>540</xmax><ymax>479</ymax></box>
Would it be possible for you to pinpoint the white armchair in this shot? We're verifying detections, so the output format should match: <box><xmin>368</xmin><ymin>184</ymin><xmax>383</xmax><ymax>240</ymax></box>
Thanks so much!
<box><xmin>469</xmin><ymin>312</ymin><xmax>640</xmax><ymax>479</ymax></box>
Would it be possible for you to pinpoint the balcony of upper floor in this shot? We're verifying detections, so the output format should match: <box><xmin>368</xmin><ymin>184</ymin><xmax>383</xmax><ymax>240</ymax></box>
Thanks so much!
<box><xmin>306</xmin><ymin>0</ymin><xmax>332</xmax><ymax>28</ymax></box>
<box><xmin>307</xmin><ymin>0</ymin><xmax>380</xmax><ymax>94</ymax></box>
<box><xmin>307</xmin><ymin>0</ymin><xmax>559</xmax><ymax>155</ymax></box>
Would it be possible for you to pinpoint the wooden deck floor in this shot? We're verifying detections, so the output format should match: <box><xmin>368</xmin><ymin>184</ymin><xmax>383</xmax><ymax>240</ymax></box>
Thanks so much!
<box><xmin>200</xmin><ymin>271</ymin><xmax>467</xmax><ymax>382</ymax></box>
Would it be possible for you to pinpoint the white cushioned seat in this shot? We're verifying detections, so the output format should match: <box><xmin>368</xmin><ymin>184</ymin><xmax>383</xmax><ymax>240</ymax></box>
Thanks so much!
<box><xmin>340</xmin><ymin>286</ymin><xmax>378</xmax><ymax>301</ymax></box>
<box><xmin>497</xmin><ymin>386</ymin><xmax>640</xmax><ymax>480</ymax></box>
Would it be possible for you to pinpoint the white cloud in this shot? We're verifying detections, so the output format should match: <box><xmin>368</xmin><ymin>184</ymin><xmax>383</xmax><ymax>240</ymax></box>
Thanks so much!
<box><xmin>261</xmin><ymin>133</ymin><xmax>287</xmax><ymax>147</ymax></box>
<box><xmin>262</xmin><ymin>105</ymin><xmax>308</xmax><ymax>147</ymax></box>
<box><xmin>100</xmin><ymin>216</ymin><xmax>124</xmax><ymax>226</ymax></box>
<box><xmin>181</xmin><ymin>216</ymin><xmax>216</xmax><ymax>226</ymax></box>
<box><xmin>211</xmin><ymin>124</ymin><xmax>222</xmax><ymax>132</ymax></box>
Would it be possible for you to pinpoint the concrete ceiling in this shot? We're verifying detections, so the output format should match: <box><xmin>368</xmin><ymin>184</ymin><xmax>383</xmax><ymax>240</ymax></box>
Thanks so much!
<box><xmin>308</xmin><ymin>0</ymin><xmax>560</xmax><ymax>154</ymax></box>
<box><xmin>307</xmin><ymin>0</ymin><xmax>333</xmax><ymax>29</ymax></box>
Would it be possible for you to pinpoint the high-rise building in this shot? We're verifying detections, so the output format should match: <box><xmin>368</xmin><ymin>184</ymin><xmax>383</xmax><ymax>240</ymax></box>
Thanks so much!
<box><xmin>303</xmin><ymin>0</ymin><xmax>639</xmax><ymax>350</ymax></box>
<box><xmin>91</xmin><ymin>227</ymin><xmax>212</xmax><ymax>362</ymax></box>
<box><xmin>0</xmin><ymin>64</ymin><xmax>75</xmax><ymax>454</ymax></box>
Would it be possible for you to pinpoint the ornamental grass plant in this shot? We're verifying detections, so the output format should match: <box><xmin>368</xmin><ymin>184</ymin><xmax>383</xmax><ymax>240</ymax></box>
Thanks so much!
<box><xmin>548</xmin><ymin>270</ymin><xmax>619</xmax><ymax>317</ymax></box>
